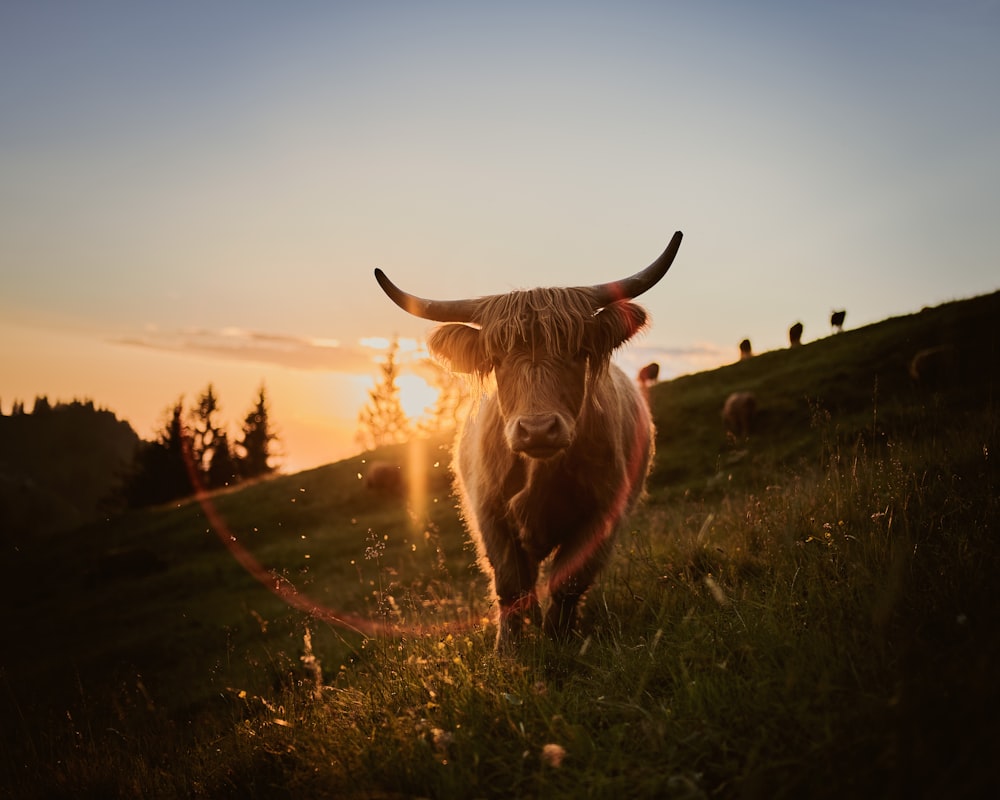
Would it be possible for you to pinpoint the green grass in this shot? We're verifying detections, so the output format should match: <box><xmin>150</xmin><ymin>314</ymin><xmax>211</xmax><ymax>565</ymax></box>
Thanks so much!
<box><xmin>2</xmin><ymin>292</ymin><xmax>999</xmax><ymax>798</ymax></box>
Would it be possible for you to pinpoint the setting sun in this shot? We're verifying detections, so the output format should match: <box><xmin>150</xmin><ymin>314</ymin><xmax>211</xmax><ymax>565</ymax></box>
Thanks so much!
<box><xmin>396</xmin><ymin>373</ymin><xmax>439</xmax><ymax>421</ymax></box>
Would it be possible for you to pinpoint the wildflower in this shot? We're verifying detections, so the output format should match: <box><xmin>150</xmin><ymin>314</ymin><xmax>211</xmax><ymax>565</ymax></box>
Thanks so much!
<box><xmin>300</xmin><ymin>628</ymin><xmax>323</xmax><ymax>698</ymax></box>
<box><xmin>430</xmin><ymin>727</ymin><xmax>453</xmax><ymax>759</ymax></box>
<box><xmin>541</xmin><ymin>743</ymin><xmax>566</xmax><ymax>768</ymax></box>
<box><xmin>704</xmin><ymin>574</ymin><xmax>729</xmax><ymax>606</ymax></box>
<box><xmin>649</xmin><ymin>627</ymin><xmax>664</xmax><ymax>657</ymax></box>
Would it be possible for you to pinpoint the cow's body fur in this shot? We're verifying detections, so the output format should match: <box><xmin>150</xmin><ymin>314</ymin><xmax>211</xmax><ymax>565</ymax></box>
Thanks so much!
<box><xmin>722</xmin><ymin>391</ymin><xmax>756</xmax><ymax>439</ymax></box>
<box><xmin>422</xmin><ymin>287</ymin><xmax>655</xmax><ymax>649</ymax></box>
<box><xmin>454</xmin><ymin>362</ymin><xmax>652</xmax><ymax>649</ymax></box>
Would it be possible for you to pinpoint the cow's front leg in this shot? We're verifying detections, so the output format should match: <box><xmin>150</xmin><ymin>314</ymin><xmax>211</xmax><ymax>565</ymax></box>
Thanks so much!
<box><xmin>543</xmin><ymin>525</ymin><xmax>616</xmax><ymax>640</ymax></box>
<box><xmin>480</xmin><ymin>520</ymin><xmax>540</xmax><ymax>652</ymax></box>
<box><xmin>496</xmin><ymin>583</ymin><xmax>541</xmax><ymax>653</ymax></box>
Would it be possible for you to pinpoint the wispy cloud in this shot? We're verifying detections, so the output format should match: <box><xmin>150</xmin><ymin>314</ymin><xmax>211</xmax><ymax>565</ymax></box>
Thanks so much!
<box><xmin>616</xmin><ymin>341</ymin><xmax>732</xmax><ymax>381</ymax></box>
<box><xmin>112</xmin><ymin>327</ymin><xmax>411</xmax><ymax>374</ymax></box>
<box><xmin>114</xmin><ymin>325</ymin><xmax>731</xmax><ymax>382</ymax></box>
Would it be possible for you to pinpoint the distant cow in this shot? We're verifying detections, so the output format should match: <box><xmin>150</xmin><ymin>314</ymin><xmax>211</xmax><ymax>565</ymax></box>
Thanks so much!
<box><xmin>363</xmin><ymin>461</ymin><xmax>405</xmax><ymax>494</ymax></box>
<box><xmin>637</xmin><ymin>362</ymin><xmax>660</xmax><ymax>388</ymax></box>
<box><xmin>831</xmin><ymin>310</ymin><xmax>846</xmax><ymax>332</ymax></box>
<box><xmin>375</xmin><ymin>231</ymin><xmax>683</xmax><ymax>650</ymax></box>
<box><xmin>722</xmin><ymin>391</ymin><xmax>757</xmax><ymax>439</ymax></box>
<box><xmin>789</xmin><ymin>321</ymin><xmax>803</xmax><ymax>347</ymax></box>
<box><xmin>739</xmin><ymin>338</ymin><xmax>753</xmax><ymax>360</ymax></box>
<box><xmin>909</xmin><ymin>345</ymin><xmax>957</xmax><ymax>390</ymax></box>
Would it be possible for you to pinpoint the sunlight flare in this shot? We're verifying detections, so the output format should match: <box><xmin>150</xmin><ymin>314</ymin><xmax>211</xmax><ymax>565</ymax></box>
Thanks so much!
<box><xmin>396</xmin><ymin>373</ymin><xmax>439</xmax><ymax>420</ymax></box>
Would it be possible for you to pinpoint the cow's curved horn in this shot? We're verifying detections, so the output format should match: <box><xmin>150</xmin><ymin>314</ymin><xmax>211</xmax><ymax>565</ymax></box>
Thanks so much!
<box><xmin>374</xmin><ymin>268</ymin><xmax>481</xmax><ymax>323</ymax></box>
<box><xmin>587</xmin><ymin>231</ymin><xmax>683</xmax><ymax>307</ymax></box>
<box><xmin>375</xmin><ymin>230</ymin><xmax>682</xmax><ymax>321</ymax></box>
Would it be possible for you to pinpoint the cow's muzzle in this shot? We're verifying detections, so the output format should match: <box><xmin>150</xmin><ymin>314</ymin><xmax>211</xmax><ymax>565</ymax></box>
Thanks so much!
<box><xmin>509</xmin><ymin>414</ymin><xmax>572</xmax><ymax>459</ymax></box>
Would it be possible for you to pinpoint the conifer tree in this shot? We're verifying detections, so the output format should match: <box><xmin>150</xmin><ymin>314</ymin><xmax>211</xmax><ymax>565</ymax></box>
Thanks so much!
<box><xmin>356</xmin><ymin>337</ymin><xmax>411</xmax><ymax>451</ymax></box>
<box><xmin>124</xmin><ymin>399</ymin><xmax>194</xmax><ymax>506</ymax></box>
<box><xmin>206</xmin><ymin>430</ymin><xmax>239</xmax><ymax>488</ymax></box>
<box><xmin>189</xmin><ymin>384</ymin><xmax>224</xmax><ymax>483</ymax></box>
<box><xmin>416</xmin><ymin>358</ymin><xmax>469</xmax><ymax>437</ymax></box>
<box><xmin>237</xmin><ymin>384</ymin><xmax>277</xmax><ymax>478</ymax></box>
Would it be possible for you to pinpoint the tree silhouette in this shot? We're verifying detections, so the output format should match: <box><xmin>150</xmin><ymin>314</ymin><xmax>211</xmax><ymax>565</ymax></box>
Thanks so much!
<box><xmin>237</xmin><ymin>384</ymin><xmax>277</xmax><ymax>479</ymax></box>
<box><xmin>207</xmin><ymin>430</ymin><xmax>239</xmax><ymax>488</ymax></box>
<box><xmin>123</xmin><ymin>399</ymin><xmax>195</xmax><ymax>506</ymax></box>
<box><xmin>189</xmin><ymin>384</ymin><xmax>224</xmax><ymax>484</ymax></box>
<box><xmin>416</xmin><ymin>358</ymin><xmax>469</xmax><ymax>437</ymax></box>
<box><xmin>356</xmin><ymin>337</ymin><xmax>411</xmax><ymax>451</ymax></box>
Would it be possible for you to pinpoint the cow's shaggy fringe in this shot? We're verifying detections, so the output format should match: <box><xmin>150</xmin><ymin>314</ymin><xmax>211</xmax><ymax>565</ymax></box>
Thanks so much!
<box><xmin>474</xmin><ymin>288</ymin><xmax>617</xmax><ymax>371</ymax></box>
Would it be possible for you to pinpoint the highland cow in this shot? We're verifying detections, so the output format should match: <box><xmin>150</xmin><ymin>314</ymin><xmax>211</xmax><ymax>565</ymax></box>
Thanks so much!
<box><xmin>909</xmin><ymin>345</ymin><xmax>957</xmax><ymax>390</ymax></box>
<box><xmin>375</xmin><ymin>232</ymin><xmax>683</xmax><ymax>650</ymax></box>
<box><xmin>789</xmin><ymin>321</ymin><xmax>803</xmax><ymax>347</ymax></box>
<box><xmin>637</xmin><ymin>362</ymin><xmax>660</xmax><ymax>388</ymax></box>
<box><xmin>722</xmin><ymin>391</ymin><xmax>757</xmax><ymax>439</ymax></box>
<box><xmin>363</xmin><ymin>461</ymin><xmax>405</xmax><ymax>494</ymax></box>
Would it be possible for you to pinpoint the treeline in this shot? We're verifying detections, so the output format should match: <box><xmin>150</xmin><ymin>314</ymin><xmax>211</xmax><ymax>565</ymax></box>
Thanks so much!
<box><xmin>123</xmin><ymin>383</ymin><xmax>278</xmax><ymax>507</ymax></box>
<box><xmin>0</xmin><ymin>386</ymin><xmax>279</xmax><ymax>535</ymax></box>
<box><xmin>0</xmin><ymin>398</ymin><xmax>140</xmax><ymax>535</ymax></box>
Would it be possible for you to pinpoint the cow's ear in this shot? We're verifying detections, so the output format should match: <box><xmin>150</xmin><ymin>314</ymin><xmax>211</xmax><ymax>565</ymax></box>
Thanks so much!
<box><xmin>427</xmin><ymin>324</ymin><xmax>487</xmax><ymax>374</ymax></box>
<box><xmin>593</xmin><ymin>301</ymin><xmax>648</xmax><ymax>352</ymax></box>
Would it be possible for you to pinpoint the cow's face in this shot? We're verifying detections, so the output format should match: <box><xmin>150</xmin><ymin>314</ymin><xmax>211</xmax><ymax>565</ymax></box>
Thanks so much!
<box><xmin>492</xmin><ymin>347</ymin><xmax>588</xmax><ymax>458</ymax></box>
<box><xmin>428</xmin><ymin>294</ymin><xmax>647</xmax><ymax>458</ymax></box>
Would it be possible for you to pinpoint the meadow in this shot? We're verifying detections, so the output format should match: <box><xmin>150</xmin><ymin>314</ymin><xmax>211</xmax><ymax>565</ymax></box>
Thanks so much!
<box><xmin>2</xmin><ymin>291</ymin><xmax>998</xmax><ymax>799</ymax></box>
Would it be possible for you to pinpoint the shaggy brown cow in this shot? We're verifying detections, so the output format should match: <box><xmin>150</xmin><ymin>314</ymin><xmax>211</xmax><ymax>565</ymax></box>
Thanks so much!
<box><xmin>722</xmin><ymin>391</ymin><xmax>756</xmax><ymax>439</ymax></box>
<box><xmin>637</xmin><ymin>362</ymin><xmax>660</xmax><ymax>388</ymax></box>
<box><xmin>375</xmin><ymin>232</ymin><xmax>683</xmax><ymax>650</ymax></box>
<box><xmin>831</xmin><ymin>309</ymin><xmax>846</xmax><ymax>332</ymax></box>
<box><xmin>363</xmin><ymin>461</ymin><xmax>405</xmax><ymax>494</ymax></box>
<box><xmin>909</xmin><ymin>345</ymin><xmax>957</xmax><ymax>390</ymax></box>
<box><xmin>789</xmin><ymin>321</ymin><xmax>803</xmax><ymax>347</ymax></box>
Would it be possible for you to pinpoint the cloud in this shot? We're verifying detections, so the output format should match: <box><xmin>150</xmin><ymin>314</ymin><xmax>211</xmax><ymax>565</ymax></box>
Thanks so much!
<box><xmin>616</xmin><ymin>341</ymin><xmax>732</xmax><ymax>381</ymax></box>
<box><xmin>114</xmin><ymin>325</ymin><xmax>733</xmax><ymax>383</ymax></box>
<box><xmin>113</xmin><ymin>327</ymin><xmax>393</xmax><ymax>374</ymax></box>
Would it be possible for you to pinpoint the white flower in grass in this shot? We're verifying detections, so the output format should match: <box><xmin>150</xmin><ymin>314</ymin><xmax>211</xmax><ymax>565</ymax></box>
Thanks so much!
<box><xmin>541</xmin><ymin>743</ymin><xmax>566</xmax><ymax>768</ymax></box>
<box><xmin>431</xmin><ymin>727</ymin><xmax>453</xmax><ymax>755</ymax></box>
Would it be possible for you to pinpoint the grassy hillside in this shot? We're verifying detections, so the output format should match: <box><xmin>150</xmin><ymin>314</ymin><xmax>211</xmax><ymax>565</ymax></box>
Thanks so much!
<box><xmin>648</xmin><ymin>289</ymin><xmax>998</xmax><ymax>499</ymax></box>
<box><xmin>2</xmin><ymin>291</ymin><xmax>998</xmax><ymax>799</ymax></box>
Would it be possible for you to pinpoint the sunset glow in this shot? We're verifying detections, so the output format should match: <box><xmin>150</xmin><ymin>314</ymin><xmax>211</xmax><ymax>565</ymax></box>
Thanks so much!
<box><xmin>396</xmin><ymin>374</ymin><xmax>440</xmax><ymax>422</ymax></box>
<box><xmin>2</xmin><ymin>2</ymin><xmax>997</xmax><ymax>472</ymax></box>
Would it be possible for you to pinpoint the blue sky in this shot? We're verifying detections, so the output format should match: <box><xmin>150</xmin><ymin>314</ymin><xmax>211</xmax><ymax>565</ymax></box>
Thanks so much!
<box><xmin>2</xmin><ymin>1</ymin><xmax>998</xmax><ymax>471</ymax></box>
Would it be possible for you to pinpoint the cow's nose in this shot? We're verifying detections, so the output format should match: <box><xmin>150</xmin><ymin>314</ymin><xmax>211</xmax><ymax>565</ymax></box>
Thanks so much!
<box><xmin>512</xmin><ymin>415</ymin><xmax>566</xmax><ymax>455</ymax></box>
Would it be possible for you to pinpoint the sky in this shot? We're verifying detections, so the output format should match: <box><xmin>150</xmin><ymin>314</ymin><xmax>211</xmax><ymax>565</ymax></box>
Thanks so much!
<box><xmin>2</xmin><ymin>0</ymin><xmax>998</xmax><ymax>473</ymax></box>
